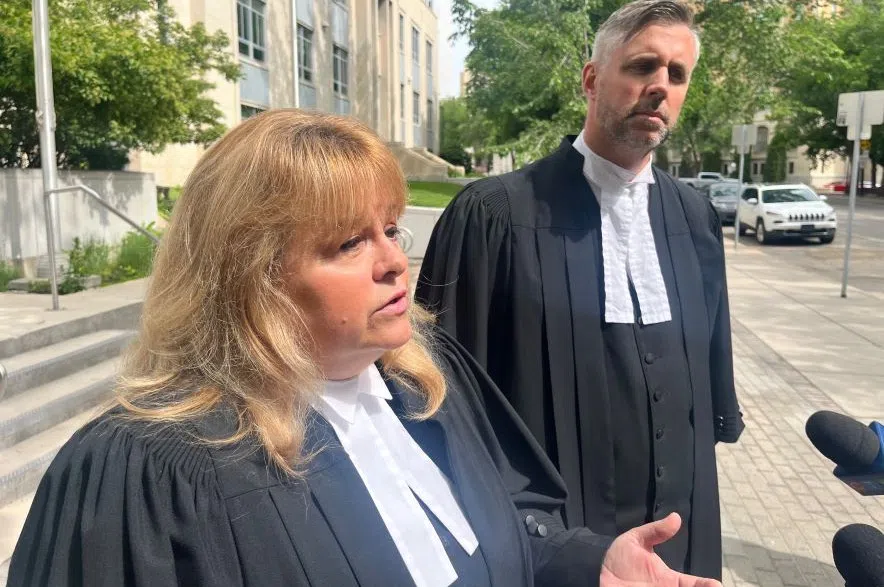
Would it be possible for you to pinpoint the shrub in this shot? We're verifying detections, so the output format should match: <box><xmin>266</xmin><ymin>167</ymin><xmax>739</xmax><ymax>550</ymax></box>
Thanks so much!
<box><xmin>0</xmin><ymin>260</ymin><xmax>22</xmax><ymax>291</ymax></box>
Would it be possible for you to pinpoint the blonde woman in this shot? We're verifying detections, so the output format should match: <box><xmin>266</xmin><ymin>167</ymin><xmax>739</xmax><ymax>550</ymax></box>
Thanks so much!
<box><xmin>9</xmin><ymin>110</ymin><xmax>719</xmax><ymax>587</ymax></box>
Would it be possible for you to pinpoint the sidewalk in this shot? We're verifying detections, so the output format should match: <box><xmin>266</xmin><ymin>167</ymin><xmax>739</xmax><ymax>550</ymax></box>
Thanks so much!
<box><xmin>717</xmin><ymin>246</ymin><xmax>884</xmax><ymax>586</ymax></box>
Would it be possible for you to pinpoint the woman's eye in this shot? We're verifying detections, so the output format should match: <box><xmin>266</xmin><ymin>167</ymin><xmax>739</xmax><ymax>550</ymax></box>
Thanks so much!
<box><xmin>385</xmin><ymin>226</ymin><xmax>401</xmax><ymax>240</ymax></box>
<box><xmin>339</xmin><ymin>236</ymin><xmax>362</xmax><ymax>252</ymax></box>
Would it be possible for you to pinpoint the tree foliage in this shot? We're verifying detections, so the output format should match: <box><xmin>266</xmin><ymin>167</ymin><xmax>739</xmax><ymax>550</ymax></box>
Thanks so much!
<box><xmin>0</xmin><ymin>0</ymin><xmax>241</xmax><ymax>169</ymax></box>
<box><xmin>452</xmin><ymin>0</ymin><xmax>844</xmax><ymax>169</ymax></box>
<box><xmin>439</xmin><ymin>97</ymin><xmax>469</xmax><ymax>170</ymax></box>
<box><xmin>452</xmin><ymin>0</ymin><xmax>624</xmax><ymax>163</ymax></box>
<box><xmin>776</xmin><ymin>0</ymin><xmax>884</xmax><ymax>171</ymax></box>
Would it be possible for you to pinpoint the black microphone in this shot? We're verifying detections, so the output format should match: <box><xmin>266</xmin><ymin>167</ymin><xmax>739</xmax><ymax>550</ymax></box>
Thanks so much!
<box><xmin>805</xmin><ymin>410</ymin><xmax>884</xmax><ymax>496</ymax></box>
<box><xmin>832</xmin><ymin>523</ymin><xmax>884</xmax><ymax>587</ymax></box>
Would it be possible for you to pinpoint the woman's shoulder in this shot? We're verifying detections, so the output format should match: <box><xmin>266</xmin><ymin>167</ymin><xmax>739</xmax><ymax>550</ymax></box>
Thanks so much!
<box><xmin>51</xmin><ymin>408</ymin><xmax>216</xmax><ymax>482</ymax></box>
<box><xmin>48</xmin><ymin>404</ymin><xmax>273</xmax><ymax>497</ymax></box>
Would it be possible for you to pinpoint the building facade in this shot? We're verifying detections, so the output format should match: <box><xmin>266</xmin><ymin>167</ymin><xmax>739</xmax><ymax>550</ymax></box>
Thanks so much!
<box><xmin>128</xmin><ymin>0</ymin><xmax>442</xmax><ymax>187</ymax></box>
<box><xmin>662</xmin><ymin>109</ymin><xmax>876</xmax><ymax>191</ymax></box>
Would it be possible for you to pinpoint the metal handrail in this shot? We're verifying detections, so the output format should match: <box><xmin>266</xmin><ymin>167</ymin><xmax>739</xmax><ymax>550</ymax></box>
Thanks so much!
<box><xmin>43</xmin><ymin>183</ymin><xmax>160</xmax><ymax>311</ymax></box>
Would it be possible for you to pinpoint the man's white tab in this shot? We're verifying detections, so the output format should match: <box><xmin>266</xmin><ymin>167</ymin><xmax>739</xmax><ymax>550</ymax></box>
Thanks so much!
<box><xmin>572</xmin><ymin>131</ymin><xmax>671</xmax><ymax>325</ymax></box>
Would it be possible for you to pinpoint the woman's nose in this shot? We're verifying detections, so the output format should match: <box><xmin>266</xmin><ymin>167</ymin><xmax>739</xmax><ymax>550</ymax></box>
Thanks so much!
<box><xmin>374</xmin><ymin>235</ymin><xmax>407</xmax><ymax>281</ymax></box>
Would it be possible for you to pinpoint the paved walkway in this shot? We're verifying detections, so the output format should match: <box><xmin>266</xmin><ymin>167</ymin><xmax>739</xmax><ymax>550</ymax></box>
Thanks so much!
<box><xmin>2</xmin><ymin>247</ymin><xmax>883</xmax><ymax>586</ymax></box>
<box><xmin>718</xmin><ymin>244</ymin><xmax>883</xmax><ymax>587</ymax></box>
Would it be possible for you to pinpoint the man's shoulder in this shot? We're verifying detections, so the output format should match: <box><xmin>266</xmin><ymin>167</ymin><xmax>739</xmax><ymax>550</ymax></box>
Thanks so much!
<box><xmin>454</xmin><ymin>150</ymin><xmax>563</xmax><ymax>205</ymax></box>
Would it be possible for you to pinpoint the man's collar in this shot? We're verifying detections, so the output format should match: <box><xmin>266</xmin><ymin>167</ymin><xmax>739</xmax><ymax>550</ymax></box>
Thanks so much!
<box><xmin>317</xmin><ymin>364</ymin><xmax>392</xmax><ymax>425</ymax></box>
<box><xmin>572</xmin><ymin>130</ymin><xmax>655</xmax><ymax>187</ymax></box>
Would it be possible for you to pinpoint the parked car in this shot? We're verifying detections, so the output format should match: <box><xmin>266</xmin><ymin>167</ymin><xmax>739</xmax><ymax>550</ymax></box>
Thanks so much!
<box><xmin>821</xmin><ymin>180</ymin><xmax>848</xmax><ymax>193</ymax></box>
<box><xmin>679</xmin><ymin>172</ymin><xmax>738</xmax><ymax>190</ymax></box>
<box><xmin>704</xmin><ymin>182</ymin><xmax>740</xmax><ymax>225</ymax></box>
<box><xmin>737</xmin><ymin>184</ymin><xmax>837</xmax><ymax>245</ymax></box>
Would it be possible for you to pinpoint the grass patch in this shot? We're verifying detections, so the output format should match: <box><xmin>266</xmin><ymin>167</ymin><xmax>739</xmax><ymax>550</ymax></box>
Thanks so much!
<box><xmin>407</xmin><ymin>181</ymin><xmax>463</xmax><ymax>208</ymax></box>
<box><xmin>157</xmin><ymin>185</ymin><xmax>183</xmax><ymax>220</ymax></box>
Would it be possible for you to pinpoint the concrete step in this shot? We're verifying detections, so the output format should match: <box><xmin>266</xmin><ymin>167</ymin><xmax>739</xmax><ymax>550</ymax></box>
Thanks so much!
<box><xmin>0</xmin><ymin>491</ymin><xmax>35</xmax><ymax>577</ymax></box>
<box><xmin>0</xmin><ymin>299</ymin><xmax>142</xmax><ymax>360</ymax></box>
<box><xmin>0</xmin><ymin>358</ymin><xmax>119</xmax><ymax>451</ymax></box>
<box><xmin>0</xmin><ymin>330</ymin><xmax>134</xmax><ymax>400</ymax></box>
<box><xmin>0</xmin><ymin>411</ymin><xmax>96</xmax><ymax>507</ymax></box>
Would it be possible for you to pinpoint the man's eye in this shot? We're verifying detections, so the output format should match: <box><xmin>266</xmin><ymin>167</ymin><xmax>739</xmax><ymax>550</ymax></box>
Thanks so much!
<box><xmin>631</xmin><ymin>61</ymin><xmax>657</xmax><ymax>74</ymax></box>
<box><xmin>669</xmin><ymin>67</ymin><xmax>686</xmax><ymax>83</ymax></box>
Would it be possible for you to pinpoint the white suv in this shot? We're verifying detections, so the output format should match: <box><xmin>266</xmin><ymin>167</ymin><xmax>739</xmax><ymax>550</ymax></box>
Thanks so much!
<box><xmin>737</xmin><ymin>184</ymin><xmax>837</xmax><ymax>245</ymax></box>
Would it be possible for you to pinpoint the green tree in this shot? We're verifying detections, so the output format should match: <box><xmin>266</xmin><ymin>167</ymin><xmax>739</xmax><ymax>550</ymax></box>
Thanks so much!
<box><xmin>452</xmin><ymin>0</ymin><xmax>624</xmax><ymax>163</ymax></box>
<box><xmin>454</xmin><ymin>0</ymin><xmax>818</xmax><ymax>168</ymax></box>
<box><xmin>775</xmin><ymin>0</ymin><xmax>884</xmax><ymax>177</ymax></box>
<box><xmin>667</xmin><ymin>1</ymin><xmax>810</xmax><ymax>172</ymax></box>
<box><xmin>0</xmin><ymin>0</ymin><xmax>241</xmax><ymax>169</ymax></box>
<box><xmin>763</xmin><ymin>135</ymin><xmax>788</xmax><ymax>182</ymax></box>
<box><xmin>439</xmin><ymin>97</ymin><xmax>473</xmax><ymax>171</ymax></box>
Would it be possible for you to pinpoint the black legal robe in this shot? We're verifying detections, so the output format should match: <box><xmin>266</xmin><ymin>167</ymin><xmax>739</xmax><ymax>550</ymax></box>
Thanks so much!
<box><xmin>415</xmin><ymin>137</ymin><xmax>745</xmax><ymax>580</ymax></box>
<box><xmin>8</xmin><ymin>330</ymin><xmax>613</xmax><ymax>587</ymax></box>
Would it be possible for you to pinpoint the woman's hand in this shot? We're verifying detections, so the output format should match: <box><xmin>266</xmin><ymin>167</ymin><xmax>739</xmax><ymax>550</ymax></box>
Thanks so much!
<box><xmin>600</xmin><ymin>513</ymin><xmax>722</xmax><ymax>587</ymax></box>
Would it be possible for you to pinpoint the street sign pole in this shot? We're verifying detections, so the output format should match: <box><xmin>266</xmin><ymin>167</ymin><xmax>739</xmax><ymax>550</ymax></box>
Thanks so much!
<box><xmin>841</xmin><ymin>93</ymin><xmax>864</xmax><ymax>298</ymax></box>
<box><xmin>734</xmin><ymin>124</ymin><xmax>747</xmax><ymax>250</ymax></box>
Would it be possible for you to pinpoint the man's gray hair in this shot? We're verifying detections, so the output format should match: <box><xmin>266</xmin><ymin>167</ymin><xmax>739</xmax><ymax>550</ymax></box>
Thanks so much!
<box><xmin>591</xmin><ymin>0</ymin><xmax>700</xmax><ymax>65</ymax></box>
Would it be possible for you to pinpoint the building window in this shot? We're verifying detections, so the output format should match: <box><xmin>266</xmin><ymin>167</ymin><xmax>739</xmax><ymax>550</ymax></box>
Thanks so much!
<box><xmin>333</xmin><ymin>45</ymin><xmax>348</xmax><ymax>97</ymax></box>
<box><xmin>426</xmin><ymin>41</ymin><xmax>433</xmax><ymax>93</ymax></box>
<box><xmin>241</xmin><ymin>104</ymin><xmax>265</xmax><ymax>120</ymax></box>
<box><xmin>400</xmin><ymin>84</ymin><xmax>405</xmax><ymax>118</ymax></box>
<box><xmin>237</xmin><ymin>0</ymin><xmax>266</xmax><ymax>62</ymax></box>
<box><xmin>297</xmin><ymin>25</ymin><xmax>313</xmax><ymax>83</ymax></box>
<box><xmin>412</xmin><ymin>92</ymin><xmax>420</xmax><ymax>125</ymax></box>
<box><xmin>788</xmin><ymin>161</ymin><xmax>795</xmax><ymax>175</ymax></box>
<box><xmin>426</xmin><ymin>99</ymin><xmax>434</xmax><ymax>150</ymax></box>
<box><xmin>411</xmin><ymin>26</ymin><xmax>420</xmax><ymax>66</ymax></box>
<box><xmin>426</xmin><ymin>42</ymin><xmax>433</xmax><ymax>75</ymax></box>
<box><xmin>399</xmin><ymin>14</ymin><xmax>404</xmax><ymax>52</ymax></box>
<box><xmin>755</xmin><ymin>126</ymin><xmax>769</xmax><ymax>151</ymax></box>
<box><xmin>752</xmin><ymin>162</ymin><xmax>759</xmax><ymax>175</ymax></box>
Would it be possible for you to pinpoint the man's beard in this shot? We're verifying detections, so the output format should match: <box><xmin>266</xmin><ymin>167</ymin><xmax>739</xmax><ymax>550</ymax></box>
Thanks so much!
<box><xmin>598</xmin><ymin>101</ymin><xmax>671</xmax><ymax>152</ymax></box>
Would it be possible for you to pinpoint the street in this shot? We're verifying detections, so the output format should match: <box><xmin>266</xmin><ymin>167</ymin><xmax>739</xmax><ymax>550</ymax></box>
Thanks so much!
<box><xmin>726</xmin><ymin>194</ymin><xmax>884</xmax><ymax>296</ymax></box>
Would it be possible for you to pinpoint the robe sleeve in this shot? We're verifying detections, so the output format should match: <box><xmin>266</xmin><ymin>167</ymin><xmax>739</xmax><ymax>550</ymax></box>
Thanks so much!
<box><xmin>706</xmin><ymin>202</ymin><xmax>745</xmax><ymax>444</ymax></box>
<box><xmin>7</xmin><ymin>417</ymin><xmax>243</xmax><ymax>587</ymax></box>
<box><xmin>434</xmin><ymin>328</ymin><xmax>613</xmax><ymax>587</ymax></box>
<box><xmin>414</xmin><ymin>178</ymin><xmax>512</xmax><ymax>369</ymax></box>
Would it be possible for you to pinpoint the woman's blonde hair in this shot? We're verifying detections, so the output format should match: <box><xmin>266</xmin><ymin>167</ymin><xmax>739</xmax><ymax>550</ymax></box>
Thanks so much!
<box><xmin>115</xmin><ymin>109</ymin><xmax>446</xmax><ymax>476</ymax></box>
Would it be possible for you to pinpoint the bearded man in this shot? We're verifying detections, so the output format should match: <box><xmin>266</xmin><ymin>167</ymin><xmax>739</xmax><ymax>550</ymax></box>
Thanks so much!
<box><xmin>415</xmin><ymin>0</ymin><xmax>745</xmax><ymax>580</ymax></box>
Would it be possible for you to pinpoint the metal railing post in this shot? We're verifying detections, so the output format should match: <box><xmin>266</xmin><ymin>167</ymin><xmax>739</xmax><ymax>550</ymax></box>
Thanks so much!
<box><xmin>46</xmin><ymin>185</ymin><xmax>160</xmax><ymax>245</ymax></box>
<box><xmin>0</xmin><ymin>362</ymin><xmax>7</xmax><ymax>399</ymax></box>
<box><xmin>32</xmin><ymin>0</ymin><xmax>61</xmax><ymax>310</ymax></box>
<box><xmin>41</xmin><ymin>184</ymin><xmax>160</xmax><ymax>310</ymax></box>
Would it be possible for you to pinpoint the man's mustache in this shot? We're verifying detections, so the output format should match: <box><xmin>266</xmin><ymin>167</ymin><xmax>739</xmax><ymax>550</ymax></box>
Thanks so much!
<box><xmin>628</xmin><ymin>106</ymin><xmax>670</xmax><ymax>125</ymax></box>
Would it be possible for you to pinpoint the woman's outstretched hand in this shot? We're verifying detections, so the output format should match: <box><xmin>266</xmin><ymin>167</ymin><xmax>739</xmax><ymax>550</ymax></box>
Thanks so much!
<box><xmin>600</xmin><ymin>513</ymin><xmax>722</xmax><ymax>587</ymax></box>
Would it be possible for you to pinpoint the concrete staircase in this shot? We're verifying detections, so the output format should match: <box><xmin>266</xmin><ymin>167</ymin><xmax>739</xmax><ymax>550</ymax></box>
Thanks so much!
<box><xmin>0</xmin><ymin>315</ymin><xmax>138</xmax><ymax>581</ymax></box>
<box><xmin>387</xmin><ymin>142</ymin><xmax>449</xmax><ymax>181</ymax></box>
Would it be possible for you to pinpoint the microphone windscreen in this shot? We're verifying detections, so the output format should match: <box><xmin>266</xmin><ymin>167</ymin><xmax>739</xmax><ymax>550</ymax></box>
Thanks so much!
<box><xmin>805</xmin><ymin>411</ymin><xmax>881</xmax><ymax>470</ymax></box>
<box><xmin>832</xmin><ymin>523</ymin><xmax>884</xmax><ymax>587</ymax></box>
